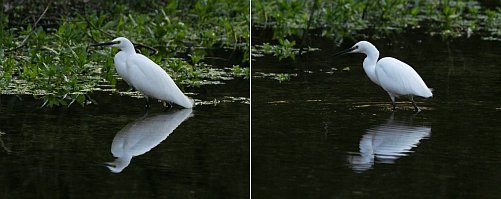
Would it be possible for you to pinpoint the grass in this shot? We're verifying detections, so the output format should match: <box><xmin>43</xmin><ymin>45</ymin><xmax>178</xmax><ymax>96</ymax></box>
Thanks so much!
<box><xmin>1</xmin><ymin>0</ymin><xmax>249</xmax><ymax>107</ymax></box>
<box><xmin>252</xmin><ymin>0</ymin><xmax>501</xmax><ymax>60</ymax></box>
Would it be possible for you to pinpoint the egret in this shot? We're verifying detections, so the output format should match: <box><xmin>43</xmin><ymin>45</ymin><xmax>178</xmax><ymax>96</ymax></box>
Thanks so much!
<box><xmin>347</xmin><ymin>113</ymin><xmax>431</xmax><ymax>172</ymax></box>
<box><xmin>106</xmin><ymin>109</ymin><xmax>193</xmax><ymax>173</ymax></box>
<box><xmin>334</xmin><ymin>41</ymin><xmax>432</xmax><ymax>111</ymax></box>
<box><xmin>91</xmin><ymin>37</ymin><xmax>194</xmax><ymax>109</ymax></box>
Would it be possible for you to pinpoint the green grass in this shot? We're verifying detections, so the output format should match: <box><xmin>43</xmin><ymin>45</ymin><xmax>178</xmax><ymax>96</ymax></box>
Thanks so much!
<box><xmin>252</xmin><ymin>0</ymin><xmax>501</xmax><ymax>59</ymax></box>
<box><xmin>1</xmin><ymin>0</ymin><xmax>249</xmax><ymax>107</ymax></box>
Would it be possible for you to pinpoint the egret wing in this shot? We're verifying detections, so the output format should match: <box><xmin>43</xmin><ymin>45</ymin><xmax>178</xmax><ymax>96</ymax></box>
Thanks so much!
<box><xmin>375</xmin><ymin>57</ymin><xmax>432</xmax><ymax>98</ymax></box>
<box><xmin>111</xmin><ymin>109</ymin><xmax>193</xmax><ymax>157</ymax></box>
<box><xmin>126</xmin><ymin>54</ymin><xmax>194</xmax><ymax>108</ymax></box>
<box><xmin>108</xmin><ymin>109</ymin><xmax>193</xmax><ymax>173</ymax></box>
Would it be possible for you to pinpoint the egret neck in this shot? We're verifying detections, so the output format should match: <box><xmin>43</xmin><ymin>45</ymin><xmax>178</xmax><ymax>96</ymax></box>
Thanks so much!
<box><xmin>362</xmin><ymin>47</ymin><xmax>379</xmax><ymax>86</ymax></box>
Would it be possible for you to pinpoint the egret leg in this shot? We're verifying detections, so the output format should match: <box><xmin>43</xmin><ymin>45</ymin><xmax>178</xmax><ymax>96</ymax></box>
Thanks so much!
<box><xmin>389</xmin><ymin>94</ymin><xmax>396</xmax><ymax>111</ymax></box>
<box><xmin>141</xmin><ymin>108</ymin><xmax>150</xmax><ymax>118</ymax></box>
<box><xmin>410</xmin><ymin>96</ymin><xmax>421</xmax><ymax>112</ymax></box>
<box><xmin>144</xmin><ymin>97</ymin><xmax>151</xmax><ymax>109</ymax></box>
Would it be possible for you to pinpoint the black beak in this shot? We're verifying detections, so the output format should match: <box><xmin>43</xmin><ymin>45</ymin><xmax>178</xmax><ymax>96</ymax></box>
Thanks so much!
<box><xmin>333</xmin><ymin>46</ymin><xmax>356</xmax><ymax>57</ymax></box>
<box><xmin>90</xmin><ymin>41</ymin><xmax>120</xmax><ymax>47</ymax></box>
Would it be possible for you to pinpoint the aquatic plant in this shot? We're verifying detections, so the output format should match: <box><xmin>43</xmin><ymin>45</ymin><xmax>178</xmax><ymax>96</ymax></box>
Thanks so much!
<box><xmin>483</xmin><ymin>8</ymin><xmax>501</xmax><ymax>40</ymax></box>
<box><xmin>230</xmin><ymin>65</ymin><xmax>250</xmax><ymax>79</ymax></box>
<box><xmin>252</xmin><ymin>0</ymin><xmax>501</xmax><ymax>59</ymax></box>
<box><xmin>1</xmin><ymin>0</ymin><xmax>249</xmax><ymax>107</ymax></box>
<box><xmin>253</xmin><ymin>72</ymin><xmax>297</xmax><ymax>83</ymax></box>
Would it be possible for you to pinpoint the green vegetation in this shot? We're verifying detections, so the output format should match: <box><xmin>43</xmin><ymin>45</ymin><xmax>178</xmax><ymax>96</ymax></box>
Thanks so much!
<box><xmin>252</xmin><ymin>0</ymin><xmax>501</xmax><ymax>59</ymax></box>
<box><xmin>272</xmin><ymin>73</ymin><xmax>292</xmax><ymax>83</ymax></box>
<box><xmin>253</xmin><ymin>72</ymin><xmax>297</xmax><ymax>83</ymax></box>
<box><xmin>230</xmin><ymin>65</ymin><xmax>250</xmax><ymax>79</ymax></box>
<box><xmin>1</xmin><ymin>0</ymin><xmax>249</xmax><ymax>107</ymax></box>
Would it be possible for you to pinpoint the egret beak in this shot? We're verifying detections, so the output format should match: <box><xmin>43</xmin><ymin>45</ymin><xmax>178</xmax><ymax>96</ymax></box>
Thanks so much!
<box><xmin>90</xmin><ymin>41</ymin><xmax>120</xmax><ymax>47</ymax></box>
<box><xmin>333</xmin><ymin>46</ymin><xmax>357</xmax><ymax>57</ymax></box>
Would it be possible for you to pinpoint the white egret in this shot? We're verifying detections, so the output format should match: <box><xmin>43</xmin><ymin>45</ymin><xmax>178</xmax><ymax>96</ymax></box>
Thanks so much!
<box><xmin>91</xmin><ymin>37</ymin><xmax>194</xmax><ymax>109</ymax></box>
<box><xmin>334</xmin><ymin>41</ymin><xmax>432</xmax><ymax>111</ymax></box>
<box><xmin>106</xmin><ymin>109</ymin><xmax>193</xmax><ymax>173</ymax></box>
<box><xmin>347</xmin><ymin>113</ymin><xmax>431</xmax><ymax>172</ymax></box>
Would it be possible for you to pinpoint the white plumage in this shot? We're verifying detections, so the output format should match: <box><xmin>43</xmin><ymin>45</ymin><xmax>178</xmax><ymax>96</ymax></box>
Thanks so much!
<box><xmin>376</xmin><ymin>57</ymin><xmax>432</xmax><ymax>99</ymax></box>
<box><xmin>107</xmin><ymin>109</ymin><xmax>193</xmax><ymax>173</ymax></box>
<box><xmin>93</xmin><ymin>37</ymin><xmax>194</xmax><ymax>108</ymax></box>
<box><xmin>335</xmin><ymin>41</ymin><xmax>432</xmax><ymax>111</ymax></box>
<box><xmin>347</xmin><ymin>114</ymin><xmax>431</xmax><ymax>172</ymax></box>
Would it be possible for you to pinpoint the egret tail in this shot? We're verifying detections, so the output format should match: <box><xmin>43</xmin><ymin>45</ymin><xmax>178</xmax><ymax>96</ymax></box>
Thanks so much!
<box><xmin>171</xmin><ymin>93</ymin><xmax>194</xmax><ymax>109</ymax></box>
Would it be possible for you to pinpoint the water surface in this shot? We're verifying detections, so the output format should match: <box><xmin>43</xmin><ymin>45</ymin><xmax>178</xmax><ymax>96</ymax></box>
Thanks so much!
<box><xmin>0</xmin><ymin>79</ymin><xmax>249</xmax><ymax>198</ymax></box>
<box><xmin>252</xmin><ymin>35</ymin><xmax>501</xmax><ymax>198</ymax></box>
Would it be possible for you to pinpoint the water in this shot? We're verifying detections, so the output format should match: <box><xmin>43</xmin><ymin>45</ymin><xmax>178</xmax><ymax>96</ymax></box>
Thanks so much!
<box><xmin>252</xmin><ymin>35</ymin><xmax>501</xmax><ymax>198</ymax></box>
<box><xmin>0</xmin><ymin>80</ymin><xmax>249</xmax><ymax>198</ymax></box>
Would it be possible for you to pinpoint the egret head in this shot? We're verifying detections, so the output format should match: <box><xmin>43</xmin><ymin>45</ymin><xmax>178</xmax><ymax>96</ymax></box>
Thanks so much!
<box><xmin>91</xmin><ymin>37</ymin><xmax>135</xmax><ymax>53</ymax></box>
<box><xmin>334</xmin><ymin>41</ymin><xmax>377</xmax><ymax>56</ymax></box>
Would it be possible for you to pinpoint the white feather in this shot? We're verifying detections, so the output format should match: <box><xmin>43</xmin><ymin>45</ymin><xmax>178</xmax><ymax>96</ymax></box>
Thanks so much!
<box><xmin>126</xmin><ymin>54</ymin><xmax>194</xmax><ymax>108</ymax></box>
<box><xmin>376</xmin><ymin>57</ymin><xmax>433</xmax><ymax>98</ymax></box>
<box><xmin>347</xmin><ymin>114</ymin><xmax>431</xmax><ymax>171</ymax></box>
<box><xmin>106</xmin><ymin>37</ymin><xmax>194</xmax><ymax>108</ymax></box>
<box><xmin>114</xmin><ymin>51</ymin><xmax>130</xmax><ymax>82</ymax></box>
<box><xmin>337</xmin><ymin>41</ymin><xmax>433</xmax><ymax>111</ymax></box>
<box><xmin>107</xmin><ymin>109</ymin><xmax>193</xmax><ymax>173</ymax></box>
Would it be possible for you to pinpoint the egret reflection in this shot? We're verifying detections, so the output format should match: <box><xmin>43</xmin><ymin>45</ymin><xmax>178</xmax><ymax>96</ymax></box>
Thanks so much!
<box><xmin>347</xmin><ymin>113</ymin><xmax>431</xmax><ymax>172</ymax></box>
<box><xmin>106</xmin><ymin>109</ymin><xmax>193</xmax><ymax>173</ymax></box>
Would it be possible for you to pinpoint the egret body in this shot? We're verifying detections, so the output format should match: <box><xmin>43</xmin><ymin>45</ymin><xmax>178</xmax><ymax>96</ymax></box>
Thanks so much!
<box><xmin>92</xmin><ymin>37</ymin><xmax>194</xmax><ymax>109</ymax></box>
<box><xmin>347</xmin><ymin>113</ymin><xmax>431</xmax><ymax>172</ymax></box>
<box><xmin>334</xmin><ymin>41</ymin><xmax>432</xmax><ymax>111</ymax></box>
<box><xmin>107</xmin><ymin>109</ymin><xmax>193</xmax><ymax>173</ymax></box>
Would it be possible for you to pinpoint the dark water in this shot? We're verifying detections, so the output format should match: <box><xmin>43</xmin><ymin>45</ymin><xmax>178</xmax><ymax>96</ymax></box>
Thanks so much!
<box><xmin>252</xmin><ymin>35</ymin><xmax>501</xmax><ymax>198</ymax></box>
<box><xmin>0</xmin><ymin>80</ymin><xmax>249</xmax><ymax>198</ymax></box>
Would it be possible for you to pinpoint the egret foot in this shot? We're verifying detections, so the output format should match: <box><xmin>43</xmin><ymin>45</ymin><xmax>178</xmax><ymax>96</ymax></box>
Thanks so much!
<box><xmin>411</xmin><ymin>101</ymin><xmax>421</xmax><ymax>112</ymax></box>
<box><xmin>162</xmin><ymin>101</ymin><xmax>173</xmax><ymax>111</ymax></box>
<box><xmin>144</xmin><ymin>97</ymin><xmax>151</xmax><ymax>109</ymax></box>
<box><xmin>389</xmin><ymin>95</ymin><xmax>397</xmax><ymax>111</ymax></box>
<box><xmin>410</xmin><ymin>96</ymin><xmax>421</xmax><ymax>112</ymax></box>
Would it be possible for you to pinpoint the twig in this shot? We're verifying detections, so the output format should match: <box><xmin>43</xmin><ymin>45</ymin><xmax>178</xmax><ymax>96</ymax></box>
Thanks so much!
<box><xmin>81</xmin><ymin>5</ymin><xmax>158</xmax><ymax>56</ymax></box>
<box><xmin>298</xmin><ymin>0</ymin><xmax>319</xmax><ymax>56</ymax></box>
<box><xmin>134</xmin><ymin>43</ymin><xmax>159</xmax><ymax>55</ymax></box>
<box><xmin>6</xmin><ymin>1</ymin><xmax>52</xmax><ymax>52</ymax></box>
